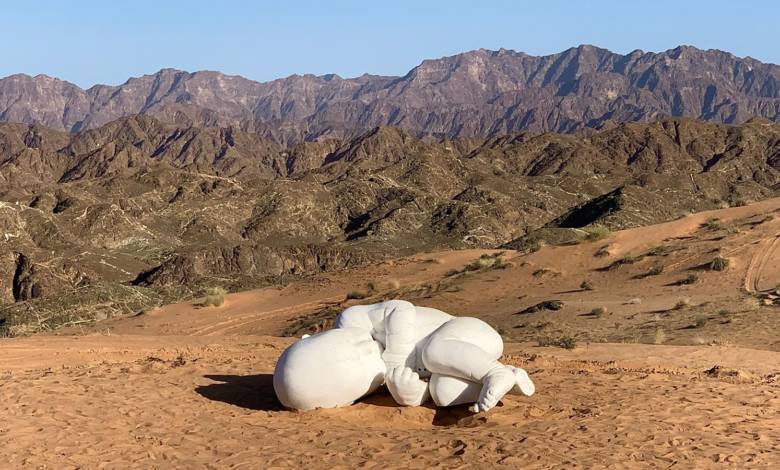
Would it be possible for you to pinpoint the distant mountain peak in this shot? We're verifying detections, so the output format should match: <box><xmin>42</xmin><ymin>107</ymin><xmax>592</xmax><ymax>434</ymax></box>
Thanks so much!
<box><xmin>2</xmin><ymin>45</ymin><xmax>780</xmax><ymax>144</ymax></box>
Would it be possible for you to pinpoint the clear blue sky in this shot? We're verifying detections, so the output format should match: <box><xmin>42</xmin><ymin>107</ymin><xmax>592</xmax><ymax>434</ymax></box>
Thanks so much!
<box><xmin>3</xmin><ymin>0</ymin><xmax>778</xmax><ymax>88</ymax></box>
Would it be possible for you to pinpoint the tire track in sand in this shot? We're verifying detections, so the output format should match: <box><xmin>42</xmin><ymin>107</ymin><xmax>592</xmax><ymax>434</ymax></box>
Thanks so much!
<box><xmin>191</xmin><ymin>295</ymin><xmax>345</xmax><ymax>336</ymax></box>
<box><xmin>744</xmin><ymin>235</ymin><xmax>780</xmax><ymax>293</ymax></box>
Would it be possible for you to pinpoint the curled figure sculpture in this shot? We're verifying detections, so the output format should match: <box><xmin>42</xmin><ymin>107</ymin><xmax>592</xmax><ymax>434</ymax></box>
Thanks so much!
<box><xmin>273</xmin><ymin>300</ymin><xmax>535</xmax><ymax>412</ymax></box>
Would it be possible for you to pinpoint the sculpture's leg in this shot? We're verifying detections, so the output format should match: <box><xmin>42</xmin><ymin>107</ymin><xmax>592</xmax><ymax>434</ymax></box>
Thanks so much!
<box><xmin>421</xmin><ymin>317</ymin><xmax>534</xmax><ymax>412</ymax></box>
<box><xmin>421</xmin><ymin>316</ymin><xmax>504</xmax><ymax>381</ymax></box>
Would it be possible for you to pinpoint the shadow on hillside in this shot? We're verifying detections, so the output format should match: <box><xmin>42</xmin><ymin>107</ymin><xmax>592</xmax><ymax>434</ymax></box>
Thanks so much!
<box><xmin>196</xmin><ymin>374</ymin><xmax>282</xmax><ymax>411</ymax></box>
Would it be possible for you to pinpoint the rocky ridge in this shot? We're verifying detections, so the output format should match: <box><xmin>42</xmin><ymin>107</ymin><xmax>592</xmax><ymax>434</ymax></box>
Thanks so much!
<box><xmin>3</xmin><ymin>45</ymin><xmax>780</xmax><ymax>144</ymax></box>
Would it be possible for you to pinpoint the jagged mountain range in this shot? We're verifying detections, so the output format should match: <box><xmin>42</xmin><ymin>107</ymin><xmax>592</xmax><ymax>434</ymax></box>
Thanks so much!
<box><xmin>3</xmin><ymin>45</ymin><xmax>780</xmax><ymax>145</ymax></box>
<box><xmin>1</xmin><ymin>115</ymin><xmax>779</xmax><ymax>316</ymax></box>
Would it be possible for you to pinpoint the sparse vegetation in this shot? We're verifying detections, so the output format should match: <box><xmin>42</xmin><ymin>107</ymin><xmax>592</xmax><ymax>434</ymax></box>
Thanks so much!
<box><xmin>635</xmin><ymin>264</ymin><xmax>664</xmax><ymax>279</ymax></box>
<box><xmin>744</xmin><ymin>215</ymin><xmax>774</xmax><ymax>227</ymax></box>
<box><xmin>583</xmin><ymin>225</ymin><xmax>611</xmax><ymax>242</ymax></box>
<box><xmin>580</xmin><ymin>280</ymin><xmax>594</xmax><ymax>291</ymax></box>
<box><xmin>346</xmin><ymin>290</ymin><xmax>369</xmax><ymax>300</ymax></box>
<box><xmin>527</xmin><ymin>239</ymin><xmax>544</xmax><ymax>253</ymax></box>
<box><xmin>589</xmin><ymin>306</ymin><xmax>607</xmax><ymax>318</ymax></box>
<box><xmin>599</xmin><ymin>256</ymin><xmax>642</xmax><ymax>271</ymax></box>
<box><xmin>532</xmin><ymin>268</ymin><xmax>556</xmax><ymax>278</ymax></box>
<box><xmin>701</xmin><ymin>218</ymin><xmax>722</xmax><ymax>231</ymax></box>
<box><xmin>0</xmin><ymin>283</ymin><xmax>199</xmax><ymax>338</ymax></box>
<box><xmin>709</xmin><ymin>256</ymin><xmax>730</xmax><ymax>271</ymax></box>
<box><xmin>346</xmin><ymin>280</ymin><xmax>380</xmax><ymax>300</ymax></box>
<box><xmin>517</xmin><ymin>300</ymin><xmax>564</xmax><ymax>314</ymax></box>
<box><xmin>558</xmin><ymin>336</ymin><xmax>577</xmax><ymax>349</ymax></box>
<box><xmin>693</xmin><ymin>315</ymin><xmax>708</xmax><ymax>328</ymax></box>
<box><xmin>672</xmin><ymin>274</ymin><xmax>699</xmax><ymax>286</ymax></box>
<box><xmin>283</xmin><ymin>305</ymin><xmax>342</xmax><ymax>337</ymax></box>
<box><xmin>595</xmin><ymin>245</ymin><xmax>611</xmax><ymax>258</ymax></box>
<box><xmin>674</xmin><ymin>298</ymin><xmax>693</xmax><ymax>310</ymax></box>
<box><xmin>445</xmin><ymin>252</ymin><xmax>507</xmax><ymax>279</ymax></box>
<box><xmin>648</xmin><ymin>264</ymin><xmax>665</xmax><ymax>276</ymax></box>
<box><xmin>537</xmin><ymin>335</ymin><xmax>577</xmax><ymax>349</ymax></box>
<box><xmin>202</xmin><ymin>287</ymin><xmax>227</xmax><ymax>307</ymax></box>
<box><xmin>653</xmin><ymin>327</ymin><xmax>667</xmax><ymax>345</ymax></box>
<box><xmin>464</xmin><ymin>252</ymin><xmax>507</xmax><ymax>271</ymax></box>
<box><xmin>646</xmin><ymin>245</ymin><xmax>673</xmax><ymax>257</ymax></box>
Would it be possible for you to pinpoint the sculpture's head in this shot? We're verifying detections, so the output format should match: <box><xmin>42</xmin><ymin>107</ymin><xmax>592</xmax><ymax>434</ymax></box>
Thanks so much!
<box><xmin>273</xmin><ymin>327</ymin><xmax>386</xmax><ymax>410</ymax></box>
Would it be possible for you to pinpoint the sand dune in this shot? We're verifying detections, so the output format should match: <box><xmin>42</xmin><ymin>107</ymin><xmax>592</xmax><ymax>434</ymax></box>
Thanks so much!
<box><xmin>3</xmin><ymin>335</ymin><xmax>780</xmax><ymax>468</ymax></box>
<box><xmin>3</xmin><ymin>199</ymin><xmax>780</xmax><ymax>468</ymax></box>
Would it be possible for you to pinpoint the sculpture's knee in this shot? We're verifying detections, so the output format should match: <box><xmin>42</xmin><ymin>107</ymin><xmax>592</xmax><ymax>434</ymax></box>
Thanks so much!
<box><xmin>429</xmin><ymin>374</ymin><xmax>480</xmax><ymax>407</ymax></box>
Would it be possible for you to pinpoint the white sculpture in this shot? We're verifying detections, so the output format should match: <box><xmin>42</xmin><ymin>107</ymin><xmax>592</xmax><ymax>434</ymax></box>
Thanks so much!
<box><xmin>273</xmin><ymin>300</ymin><xmax>535</xmax><ymax>412</ymax></box>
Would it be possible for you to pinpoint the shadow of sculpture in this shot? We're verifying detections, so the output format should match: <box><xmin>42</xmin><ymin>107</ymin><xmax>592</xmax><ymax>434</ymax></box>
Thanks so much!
<box><xmin>196</xmin><ymin>374</ymin><xmax>283</xmax><ymax>411</ymax></box>
<box><xmin>197</xmin><ymin>374</ymin><xmax>493</xmax><ymax>427</ymax></box>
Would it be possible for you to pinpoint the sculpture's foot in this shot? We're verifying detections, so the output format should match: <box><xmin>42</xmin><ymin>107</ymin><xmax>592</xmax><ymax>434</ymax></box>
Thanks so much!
<box><xmin>508</xmin><ymin>366</ymin><xmax>535</xmax><ymax>397</ymax></box>
<box><xmin>469</xmin><ymin>366</ymin><xmax>516</xmax><ymax>413</ymax></box>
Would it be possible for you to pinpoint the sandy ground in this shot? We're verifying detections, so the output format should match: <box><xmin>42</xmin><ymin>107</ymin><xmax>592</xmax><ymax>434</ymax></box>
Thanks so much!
<box><xmin>2</xmin><ymin>198</ymin><xmax>780</xmax><ymax>468</ymax></box>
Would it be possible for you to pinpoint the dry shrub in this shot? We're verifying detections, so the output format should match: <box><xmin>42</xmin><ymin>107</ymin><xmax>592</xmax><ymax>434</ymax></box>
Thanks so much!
<box><xmin>701</xmin><ymin>218</ymin><xmax>722</xmax><ymax>231</ymax></box>
<box><xmin>538</xmin><ymin>335</ymin><xmax>577</xmax><ymax>349</ymax></box>
<box><xmin>532</xmin><ymin>268</ymin><xmax>556</xmax><ymax>278</ymax></box>
<box><xmin>595</xmin><ymin>245</ymin><xmax>611</xmax><ymax>257</ymax></box>
<box><xmin>590</xmin><ymin>306</ymin><xmax>607</xmax><ymax>318</ymax></box>
<box><xmin>710</xmin><ymin>256</ymin><xmax>730</xmax><ymax>271</ymax></box>
<box><xmin>202</xmin><ymin>287</ymin><xmax>227</xmax><ymax>307</ymax></box>
<box><xmin>346</xmin><ymin>290</ymin><xmax>368</xmax><ymax>300</ymax></box>
<box><xmin>672</xmin><ymin>274</ymin><xmax>698</xmax><ymax>286</ymax></box>
<box><xmin>653</xmin><ymin>328</ymin><xmax>667</xmax><ymax>345</ymax></box>
<box><xmin>584</xmin><ymin>226</ymin><xmax>611</xmax><ymax>242</ymax></box>
<box><xmin>674</xmin><ymin>298</ymin><xmax>693</xmax><ymax>310</ymax></box>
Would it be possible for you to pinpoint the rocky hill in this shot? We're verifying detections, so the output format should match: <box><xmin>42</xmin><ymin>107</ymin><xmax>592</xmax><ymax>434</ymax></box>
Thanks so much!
<box><xmin>0</xmin><ymin>115</ymin><xmax>779</xmax><ymax>333</ymax></box>
<box><xmin>3</xmin><ymin>46</ymin><xmax>780</xmax><ymax>144</ymax></box>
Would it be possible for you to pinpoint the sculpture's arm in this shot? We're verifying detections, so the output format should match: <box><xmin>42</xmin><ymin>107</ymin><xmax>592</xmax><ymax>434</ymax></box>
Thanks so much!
<box><xmin>385</xmin><ymin>366</ymin><xmax>430</xmax><ymax>406</ymax></box>
<box><xmin>335</xmin><ymin>305</ymin><xmax>374</xmax><ymax>332</ymax></box>
<box><xmin>381</xmin><ymin>300</ymin><xmax>417</xmax><ymax>369</ymax></box>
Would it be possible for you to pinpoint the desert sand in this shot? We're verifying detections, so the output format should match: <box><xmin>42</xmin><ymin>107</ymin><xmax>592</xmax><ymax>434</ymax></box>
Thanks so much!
<box><xmin>2</xmin><ymin>198</ymin><xmax>780</xmax><ymax>468</ymax></box>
